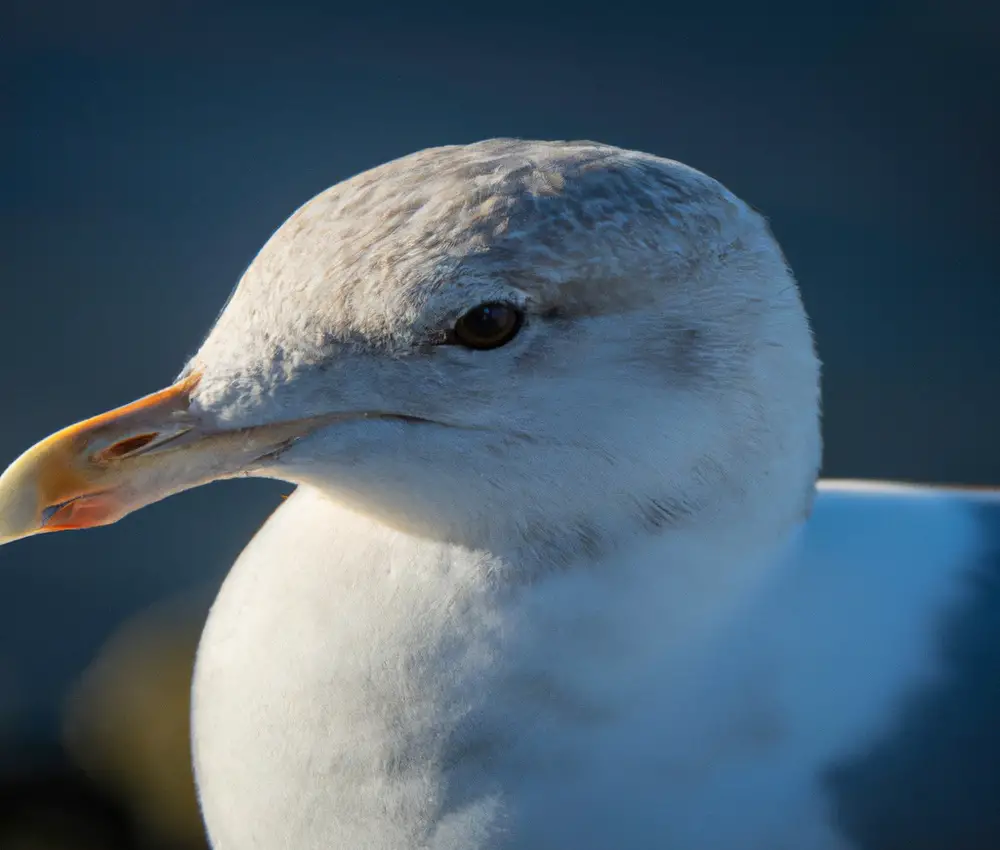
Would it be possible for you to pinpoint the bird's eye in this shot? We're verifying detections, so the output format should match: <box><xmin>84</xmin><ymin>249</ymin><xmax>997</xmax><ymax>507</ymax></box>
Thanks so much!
<box><xmin>451</xmin><ymin>302</ymin><xmax>524</xmax><ymax>350</ymax></box>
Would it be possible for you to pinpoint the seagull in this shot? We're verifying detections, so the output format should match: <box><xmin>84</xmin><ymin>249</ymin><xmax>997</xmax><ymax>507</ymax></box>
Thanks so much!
<box><xmin>0</xmin><ymin>139</ymin><xmax>997</xmax><ymax>850</ymax></box>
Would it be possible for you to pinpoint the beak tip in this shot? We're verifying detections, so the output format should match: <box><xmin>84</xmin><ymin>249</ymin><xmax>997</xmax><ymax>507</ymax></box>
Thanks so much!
<box><xmin>0</xmin><ymin>447</ymin><xmax>49</xmax><ymax>547</ymax></box>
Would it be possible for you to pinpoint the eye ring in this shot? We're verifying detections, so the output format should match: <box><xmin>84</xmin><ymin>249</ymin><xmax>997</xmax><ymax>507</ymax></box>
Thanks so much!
<box><xmin>451</xmin><ymin>302</ymin><xmax>524</xmax><ymax>350</ymax></box>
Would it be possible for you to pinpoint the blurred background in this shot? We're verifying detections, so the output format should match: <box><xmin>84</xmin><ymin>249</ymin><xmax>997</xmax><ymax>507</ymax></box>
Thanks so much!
<box><xmin>1</xmin><ymin>1</ymin><xmax>998</xmax><ymax>846</ymax></box>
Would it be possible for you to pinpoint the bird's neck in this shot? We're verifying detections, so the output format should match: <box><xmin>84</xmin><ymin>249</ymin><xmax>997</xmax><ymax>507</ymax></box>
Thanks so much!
<box><xmin>193</xmin><ymin>485</ymin><xmax>799</xmax><ymax>850</ymax></box>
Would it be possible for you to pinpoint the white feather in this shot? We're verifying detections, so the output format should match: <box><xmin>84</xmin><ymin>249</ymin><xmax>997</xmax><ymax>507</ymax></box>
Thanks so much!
<box><xmin>179</xmin><ymin>140</ymin><xmax>992</xmax><ymax>849</ymax></box>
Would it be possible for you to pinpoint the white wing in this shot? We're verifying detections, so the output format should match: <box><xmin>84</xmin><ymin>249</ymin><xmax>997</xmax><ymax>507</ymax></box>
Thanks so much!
<box><xmin>780</xmin><ymin>480</ymin><xmax>1000</xmax><ymax>849</ymax></box>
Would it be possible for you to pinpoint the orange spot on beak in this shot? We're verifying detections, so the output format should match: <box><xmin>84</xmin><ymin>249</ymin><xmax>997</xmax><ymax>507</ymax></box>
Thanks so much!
<box><xmin>42</xmin><ymin>493</ymin><xmax>124</xmax><ymax>531</ymax></box>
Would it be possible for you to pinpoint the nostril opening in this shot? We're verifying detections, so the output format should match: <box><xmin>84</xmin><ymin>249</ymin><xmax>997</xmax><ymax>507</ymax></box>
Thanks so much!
<box><xmin>98</xmin><ymin>432</ymin><xmax>159</xmax><ymax>460</ymax></box>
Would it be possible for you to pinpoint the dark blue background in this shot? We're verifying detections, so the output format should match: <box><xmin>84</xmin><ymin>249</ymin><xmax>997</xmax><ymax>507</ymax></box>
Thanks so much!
<box><xmin>1</xmin><ymin>2</ymin><xmax>998</xmax><ymax>844</ymax></box>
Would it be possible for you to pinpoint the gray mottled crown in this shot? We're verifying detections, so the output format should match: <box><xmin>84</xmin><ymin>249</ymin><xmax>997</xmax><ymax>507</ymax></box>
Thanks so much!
<box><xmin>193</xmin><ymin>139</ymin><xmax>775</xmax><ymax>385</ymax></box>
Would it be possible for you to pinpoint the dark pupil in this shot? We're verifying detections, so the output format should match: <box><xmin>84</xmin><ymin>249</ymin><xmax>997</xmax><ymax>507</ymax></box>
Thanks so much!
<box><xmin>468</xmin><ymin>305</ymin><xmax>509</xmax><ymax>338</ymax></box>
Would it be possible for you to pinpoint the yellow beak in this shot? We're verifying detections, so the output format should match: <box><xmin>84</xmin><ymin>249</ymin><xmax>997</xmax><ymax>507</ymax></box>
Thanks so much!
<box><xmin>0</xmin><ymin>373</ymin><xmax>318</xmax><ymax>546</ymax></box>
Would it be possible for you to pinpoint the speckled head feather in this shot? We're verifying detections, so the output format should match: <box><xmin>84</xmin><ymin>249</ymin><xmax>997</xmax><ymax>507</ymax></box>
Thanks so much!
<box><xmin>187</xmin><ymin>139</ymin><xmax>821</xmax><ymax>553</ymax></box>
<box><xmin>195</xmin><ymin>141</ymin><xmax>793</xmax><ymax>368</ymax></box>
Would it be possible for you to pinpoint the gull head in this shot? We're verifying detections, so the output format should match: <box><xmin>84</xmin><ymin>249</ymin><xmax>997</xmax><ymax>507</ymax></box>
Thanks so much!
<box><xmin>0</xmin><ymin>139</ymin><xmax>821</xmax><ymax>557</ymax></box>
